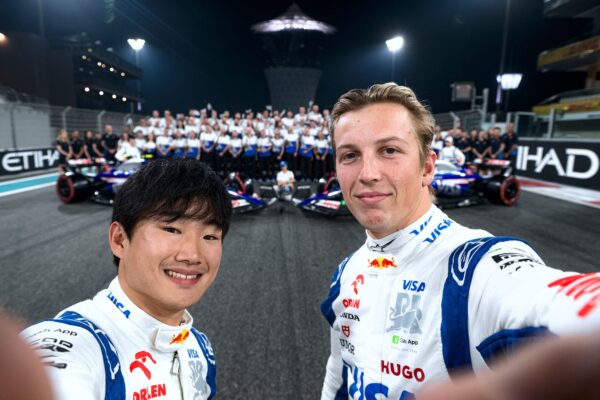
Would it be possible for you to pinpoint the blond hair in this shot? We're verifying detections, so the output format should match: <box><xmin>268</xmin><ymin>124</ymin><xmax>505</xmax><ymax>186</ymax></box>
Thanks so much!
<box><xmin>331</xmin><ymin>82</ymin><xmax>434</xmax><ymax>167</ymax></box>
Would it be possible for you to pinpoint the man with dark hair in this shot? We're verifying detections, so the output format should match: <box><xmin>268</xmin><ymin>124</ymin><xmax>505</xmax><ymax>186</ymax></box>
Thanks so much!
<box><xmin>22</xmin><ymin>159</ymin><xmax>232</xmax><ymax>400</ymax></box>
<box><xmin>320</xmin><ymin>82</ymin><xmax>600</xmax><ymax>400</ymax></box>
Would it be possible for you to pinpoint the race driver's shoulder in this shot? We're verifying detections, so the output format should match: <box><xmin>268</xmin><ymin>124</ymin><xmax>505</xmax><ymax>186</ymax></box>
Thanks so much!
<box><xmin>22</xmin><ymin>317</ymin><xmax>105</xmax><ymax>371</ymax></box>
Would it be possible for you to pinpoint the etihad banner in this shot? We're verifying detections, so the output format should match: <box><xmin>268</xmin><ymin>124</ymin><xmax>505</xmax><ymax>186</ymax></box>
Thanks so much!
<box><xmin>516</xmin><ymin>140</ymin><xmax>600</xmax><ymax>190</ymax></box>
<box><xmin>0</xmin><ymin>148</ymin><xmax>58</xmax><ymax>176</ymax></box>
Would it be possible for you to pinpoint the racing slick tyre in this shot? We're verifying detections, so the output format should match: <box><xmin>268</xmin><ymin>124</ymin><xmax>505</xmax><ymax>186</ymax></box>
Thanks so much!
<box><xmin>485</xmin><ymin>175</ymin><xmax>520</xmax><ymax>206</ymax></box>
<box><xmin>56</xmin><ymin>174</ymin><xmax>93</xmax><ymax>204</ymax></box>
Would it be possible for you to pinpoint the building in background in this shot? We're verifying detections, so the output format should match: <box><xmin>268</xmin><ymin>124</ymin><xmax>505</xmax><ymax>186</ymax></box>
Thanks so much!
<box><xmin>252</xmin><ymin>4</ymin><xmax>335</xmax><ymax>112</ymax></box>
<box><xmin>0</xmin><ymin>31</ymin><xmax>142</xmax><ymax>113</ymax></box>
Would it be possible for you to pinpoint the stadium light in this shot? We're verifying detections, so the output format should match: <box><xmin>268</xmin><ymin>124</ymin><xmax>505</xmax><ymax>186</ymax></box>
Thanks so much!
<box><xmin>386</xmin><ymin>36</ymin><xmax>404</xmax><ymax>53</ymax></box>
<box><xmin>84</xmin><ymin>87</ymin><xmax>90</xmax><ymax>92</ymax></box>
<box><xmin>127</xmin><ymin>38</ymin><xmax>145</xmax><ymax>51</ymax></box>
<box><xmin>99</xmin><ymin>90</ymin><xmax>104</xmax><ymax>96</ymax></box>
<box><xmin>112</xmin><ymin>94</ymin><xmax>117</xmax><ymax>99</ymax></box>
<box><xmin>386</xmin><ymin>35</ymin><xmax>404</xmax><ymax>82</ymax></box>
<box><xmin>128</xmin><ymin>38</ymin><xmax>145</xmax><ymax>113</ymax></box>
<box><xmin>122</xmin><ymin>97</ymin><xmax>127</xmax><ymax>102</ymax></box>
<box><xmin>496</xmin><ymin>73</ymin><xmax>522</xmax><ymax>90</ymax></box>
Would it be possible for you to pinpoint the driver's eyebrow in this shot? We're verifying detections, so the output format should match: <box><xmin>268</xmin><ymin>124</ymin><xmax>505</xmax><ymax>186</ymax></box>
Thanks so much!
<box><xmin>336</xmin><ymin>136</ymin><xmax>409</xmax><ymax>152</ymax></box>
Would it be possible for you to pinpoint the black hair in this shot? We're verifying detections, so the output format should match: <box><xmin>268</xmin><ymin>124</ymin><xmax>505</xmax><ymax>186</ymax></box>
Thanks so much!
<box><xmin>111</xmin><ymin>158</ymin><xmax>232</xmax><ymax>267</ymax></box>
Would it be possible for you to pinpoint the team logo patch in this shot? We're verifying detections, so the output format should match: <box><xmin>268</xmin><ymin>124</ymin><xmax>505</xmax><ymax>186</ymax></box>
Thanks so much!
<box><xmin>368</xmin><ymin>257</ymin><xmax>397</xmax><ymax>270</ymax></box>
<box><xmin>341</xmin><ymin>325</ymin><xmax>351</xmax><ymax>337</ymax></box>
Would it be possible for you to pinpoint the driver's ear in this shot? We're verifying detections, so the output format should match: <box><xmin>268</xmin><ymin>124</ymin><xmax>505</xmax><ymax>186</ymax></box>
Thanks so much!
<box><xmin>108</xmin><ymin>222</ymin><xmax>128</xmax><ymax>260</ymax></box>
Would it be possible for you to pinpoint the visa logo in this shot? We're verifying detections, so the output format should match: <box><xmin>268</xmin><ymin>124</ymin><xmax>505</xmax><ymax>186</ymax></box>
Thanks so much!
<box><xmin>423</xmin><ymin>219</ymin><xmax>454</xmax><ymax>244</ymax></box>
<box><xmin>403</xmin><ymin>280</ymin><xmax>426</xmax><ymax>292</ymax></box>
<box><xmin>107</xmin><ymin>292</ymin><xmax>131</xmax><ymax>318</ymax></box>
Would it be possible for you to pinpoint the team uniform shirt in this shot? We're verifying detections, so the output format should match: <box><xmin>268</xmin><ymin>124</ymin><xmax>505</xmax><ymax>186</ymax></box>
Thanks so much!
<box><xmin>281</xmin><ymin>117</ymin><xmax>295</xmax><ymax>129</ymax></box>
<box><xmin>276</xmin><ymin>170</ymin><xmax>295</xmax><ymax>186</ymax></box>
<box><xmin>135</xmin><ymin>138</ymin><xmax>147</xmax><ymax>150</ymax></box>
<box><xmin>243</xmin><ymin>136</ymin><xmax>258</xmax><ymax>157</ymax></box>
<box><xmin>115</xmin><ymin>143</ymin><xmax>142</xmax><ymax>162</ymax></box>
<box><xmin>294</xmin><ymin>113</ymin><xmax>308</xmax><ymax>126</ymax></box>
<box><xmin>315</xmin><ymin>139</ymin><xmax>329</xmax><ymax>156</ymax></box>
<box><xmin>299</xmin><ymin>136</ymin><xmax>315</xmax><ymax>158</ymax></box>
<box><xmin>143</xmin><ymin>141</ymin><xmax>157</xmax><ymax>157</ymax></box>
<box><xmin>133</xmin><ymin>126</ymin><xmax>148</xmax><ymax>137</ymax></box>
<box><xmin>186</xmin><ymin>138</ymin><xmax>201</xmax><ymax>159</ymax></box>
<box><xmin>284</xmin><ymin>133</ymin><xmax>299</xmax><ymax>154</ymax></box>
<box><xmin>321</xmin><ymin>205</ymin><xmax>600</xmax><ymax>400</ymax></box>
<box><xmin>156</xmin><ymin>136</ymin><xmax>171</xmax><ymax>156</ymax></box>
<box><xmin>438</xmin><ymin>146</ymin><xmax>466</xmax><ymax>165</ymax></box>
<box><xmin>184</xmin><ymin>125</ymin><xmax>198</xmax><ymax>137</ymax></box>
<box><xmin>171</xmin><ymin>139</ymin><xmax>187</xmax><ymax>158</ymax></box>
<box><xmin>200</xmin><ymin>132</ymin><xmax>217</xmax><ymax>153</ymax></box>
<box><xmin>22</xmin><ymin>278</ymin><xmax>216</xmax><ymax>400</ymax></box>
<box><xmin>257</xmin><ymin>137</ymin><xmax>272</xmax><ymax>157</ymax></box>
<box><xmin>308</xmin><ymin>112</ymin><xmax>323</xmax><ymax>124</ymax></box>
<box><xmin>271</xmin><ymin>138</ymin><xmax>284</xmax><ymax>156</ymax></box>
<box><xmin>230</xmin><ymin>138</ymin><xmax>243</xmax><ymax>156</ymax></box>
<box><xmin>215</xmin><ymin>135</ymin><xmax>230</xmax><ymax>154</ymax></box>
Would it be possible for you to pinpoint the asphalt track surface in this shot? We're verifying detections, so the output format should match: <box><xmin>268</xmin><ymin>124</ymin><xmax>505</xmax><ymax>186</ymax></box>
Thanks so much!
<box><xmin>1</xmin><ymin>185</ymin><xmax>599</xmax><ymax>399</ymax></box>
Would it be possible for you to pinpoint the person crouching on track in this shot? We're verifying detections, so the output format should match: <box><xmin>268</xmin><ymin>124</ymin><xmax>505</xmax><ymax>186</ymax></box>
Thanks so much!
<box><xmin>22</xmin><ymin>159</ymin><xmax>232</xmax><ymax>400</ymax></box>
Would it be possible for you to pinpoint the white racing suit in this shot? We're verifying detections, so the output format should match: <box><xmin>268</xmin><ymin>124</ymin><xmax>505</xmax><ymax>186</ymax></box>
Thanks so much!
<box><xmin>22</xmin><ymin>278</ymin><xmax>216</xmax><ymax>400</ymax></box>
<box><xmin>321</xmin><ymin>205</ymin><xmax>600</xmax><ymax>400</ymax></box>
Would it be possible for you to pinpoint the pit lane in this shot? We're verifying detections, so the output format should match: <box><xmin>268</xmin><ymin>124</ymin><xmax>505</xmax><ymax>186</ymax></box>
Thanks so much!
<box><xmin>0</xmin><ymin>186</ymin><xmax>598</xmax><ymax>399</ymax></box>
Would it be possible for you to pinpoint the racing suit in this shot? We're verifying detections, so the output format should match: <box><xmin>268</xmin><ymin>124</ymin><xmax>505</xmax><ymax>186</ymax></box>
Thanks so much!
<box><xmin>22</xmin><ymin>278</ymin><xmax>216</xmax><ymax>400</ymax></box>
<box><xmin>321</xmin><ymin>205</ymin><xmax>600</xmax><ymax>400</ymax></box>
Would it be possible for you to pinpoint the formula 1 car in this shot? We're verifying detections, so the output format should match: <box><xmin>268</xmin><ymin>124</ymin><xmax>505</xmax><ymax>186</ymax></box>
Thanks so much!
<box><xmin>432</xmin><ymin>159</ymin><xmax>520</xmax><ymax>207</ymax></box>
<box><xmin>57</xmin><ymin>159</ymin><xmax>276</xmax><ymax>213</ymax></box>
<box><xmin>294</xmin><ymin>174</ymin><xmax>352</xmax><ymax>216</ymax></box>
<box><xmin>223</xmin><ymin>172</ymin><xmax>276</xmax><ymax>214</ymax></box>
<box><xmin>56</xmin><ymin>158</ymin><xmax>144</xmax><ymax>205</ymax></box>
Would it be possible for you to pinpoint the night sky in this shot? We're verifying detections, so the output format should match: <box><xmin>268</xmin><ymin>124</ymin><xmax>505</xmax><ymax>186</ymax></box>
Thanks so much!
<box><xmin>0</xmin><ymin>0</ymin><xmax>592</xmax><ymax>114</ymax></box>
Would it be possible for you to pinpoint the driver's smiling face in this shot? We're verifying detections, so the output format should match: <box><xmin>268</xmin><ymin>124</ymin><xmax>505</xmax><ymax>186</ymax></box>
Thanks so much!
<box><xmin>110</xmin><ymin>215</ymin><xmax>223</xmax><ymax>325</ymax></box>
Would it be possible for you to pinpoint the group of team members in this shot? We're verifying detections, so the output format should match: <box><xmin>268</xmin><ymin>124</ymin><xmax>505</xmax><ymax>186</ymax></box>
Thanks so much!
<box><xmin>432</xmin><ymin>123</ymin><xmax>519</xmax><ymax>166</ymax></box>
<box><xmin>31</xmin><ymin>83</ymin><xmax>599</xmax><ymax>400</ymax></box>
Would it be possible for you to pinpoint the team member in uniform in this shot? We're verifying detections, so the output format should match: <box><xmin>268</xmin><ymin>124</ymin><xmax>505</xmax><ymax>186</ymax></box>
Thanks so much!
<box><xmin>274</xmin><ymin>160</ymin><xmax>295</xmax><ymax>199</ymax></box>
<box><xmin>92</xmin><ymin>131</ymin><xmax>105</xmax><ymax>159</ymax></box>
<box><xmin>55</xmin><ymin>129</ymin><xmax>72</xmax><ymax>174</ymax></box>
<box><xmin>229</xmin><ymin>131</ymin><xmax>243</xmax><ymax>173</ymax></box>
<box><xmin>314</xmin><ymin>130</ymin><xmax>329</xmax><ymax>179</ymax></box>
<box><xmin>257</xmin><ymin>129</ymin><xmax>272</xmax><ymax>180</ymax></box>
<box><xmin>283</xmin><ymin>126</ymin><xmax>299</xmax><ymax>173</ymax></box>
<box><xmin>22</xmin><ymin>159</ymin><xmax>232</xmax><ymax>400</ymax></box>
<box><xmin>187</xmin><ymin>131</ymin><xmax>201</xmax><ymax>160</ymax></box>
<box><xmin>143</xmin><ymin>133</ymin><xmax>157</xmax><ymax>159</ymax></box>
<box><xmin>242</xmin><ymin>128</ymin><xmax>258</xmax><ymax>178</ymax></box>
<box><xmin>320</xmin><ymin>83</ymin><xmax>600</xmax><ymax>400</ymax></box>
<box><xmin>298</xmin><ymin>127</ymin><xmax>315</xmax><ymax>181</ymax></box>
<box><xmin>271</xmin><ymin>129</ymin><xmax>285</xmax><ymax>179</ymax></box>
<box><xmin>101</xmin><ymin>125</ymin><xmax>119</xmax><ymax>163</ymax></box>
<box><xmin>115</xmin><ymin>137</ymin><xmax>142</xmax><ymax>162</ymax></box>
<box><xmin>70</xmin><ymin>130</ymin><xmax>85</xmax><ymax>160</ymax></box>
<box><xmin>438</xmin><ymin>136</ymin><xmax>466</xmax><ymax>166</ymax></box>
<box><xmin>170</xmin><ymin>130</ymin><xmax>187</xmax><ymax>158</ymax></box>
<box><xmin>200</xmin><ymin>126</ymin><xmax>217</xmax><ymax>168</ymax></box>
<box><xmin>156</xmin><ymin>128</ymin><xmax>172</xmax><ymax>158</ymax></box>
<box><xmin>214</xmin><ymin>128</ymin><xmax>231</xmax><ymax>176</ymax></box>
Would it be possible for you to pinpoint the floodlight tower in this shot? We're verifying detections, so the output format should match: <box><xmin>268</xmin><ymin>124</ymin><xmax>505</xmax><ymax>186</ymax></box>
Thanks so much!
<box><xmin>252</xmin><ymin>3</ymin><xmax>335</xmax><ymax>111</ymax></box>
<box><xmin>128</xmin><ymin>38</ymin><xmax>145</xmax><ymax>112</ymax></box>
<box><xmin>386</xmin><ymin>36</ymin><xmax>404</xmax><ymax>82</ymax></box>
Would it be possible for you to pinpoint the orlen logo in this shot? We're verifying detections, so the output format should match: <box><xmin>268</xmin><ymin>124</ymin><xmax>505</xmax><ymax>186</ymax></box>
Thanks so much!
<box><xmin>368</xmin><ymin>257</ymin><xmax>397</xmax><ymax>270</ymax></box>
<box><xmin>169</xmin><ymin>329</ymin><xmax>190</xmax><ymax>345</ymax></box>
<box><xmin>548</xmin><ymin>273</ymin><xmax>600</xmax><ymax>317</ymax></box>
<box><xmin>129</xmin><ymin>351</ymin><xmax>157</xmax><ymax>379</ymax></box>
<box><xmin>381</xmin><ymin>360</ymin><xmax>426</xmax><ymax>382</ymax></box>
<box><xmin>133</xmin><ymin>384</ymin><xmax>166</xmax><ymax>400</ymax></box>
<box><xmin>342</xmin><ymin>298</ymin><xmax>360</xmax><ymax>309</ymax></box>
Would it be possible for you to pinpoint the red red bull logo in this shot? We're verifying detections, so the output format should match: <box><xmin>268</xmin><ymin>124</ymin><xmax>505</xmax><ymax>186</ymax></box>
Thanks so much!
<box><xmin>368</xmin><ymin>257</ymin><xmax>397</xmax><ymax>270</ymax></box>
<box><xmin>169</xmin><ymin>329</ymin><xmax>190</xmax><ymax>345</ymax></box>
